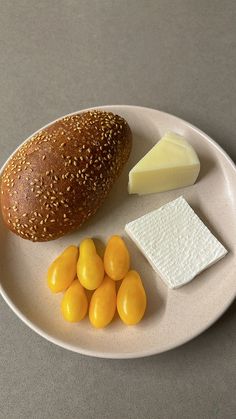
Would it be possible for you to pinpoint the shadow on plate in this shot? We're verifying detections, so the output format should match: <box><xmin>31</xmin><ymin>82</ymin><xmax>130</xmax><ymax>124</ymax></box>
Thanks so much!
<box><xmin>196</xmin><ymin>151</ymin><xmax>216</xmax><ymax>182</ymax></box>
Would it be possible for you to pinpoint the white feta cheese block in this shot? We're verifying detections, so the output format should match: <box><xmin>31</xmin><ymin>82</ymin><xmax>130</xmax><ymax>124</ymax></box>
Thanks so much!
<box><xmin>125</xmin><ymin>196</ymin><xmax>228</xmax><ymax>289</ymax></box>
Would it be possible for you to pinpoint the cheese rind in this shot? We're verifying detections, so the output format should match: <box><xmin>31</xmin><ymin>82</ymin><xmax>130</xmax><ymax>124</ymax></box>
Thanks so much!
<box><xmin>125</xmin><ymin>197</ymin><xmax>227</xmax><ymax>289</ymax></box>
<box><xmin>128</xmin><ymin>132</ymin><xmax>200</xmax><ymax>195</ymax></box>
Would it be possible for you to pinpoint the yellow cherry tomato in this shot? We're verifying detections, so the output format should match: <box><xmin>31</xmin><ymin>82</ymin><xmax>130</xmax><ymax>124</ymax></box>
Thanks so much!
<box><xmin>47</xmin><ymin>245</ymin><xmax>79</xmax><ymax>293</ymax></box>
<box><xmin>117</xmin><ymin>270</ymin><xmax>147</xmax><ymax>325</ymax></box>
<box><xmin>89</xmin><ymin>275</ymin><xmax>116</xmax><ymax>328</ymax></box>
<box><xmin>104</xmin><ymin>235</ymin><xmax>130</xmax><ymax>281</ymax></box>
<box><xmin>61</xmin><ymin>279</ymin><xmax>88</xmax><ymax>322</ymax></box>
<box><xmin>77</xmin><ymin>238</ymin><xmax>104</xmax><ymax>290</ymax></box>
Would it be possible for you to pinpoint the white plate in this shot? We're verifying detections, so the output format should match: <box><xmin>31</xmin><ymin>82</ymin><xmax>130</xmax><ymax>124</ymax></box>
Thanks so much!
<box><xmin>0</xmin><ymin>105</ymin><xmax>236</xmax><ymax>359</ymax></box>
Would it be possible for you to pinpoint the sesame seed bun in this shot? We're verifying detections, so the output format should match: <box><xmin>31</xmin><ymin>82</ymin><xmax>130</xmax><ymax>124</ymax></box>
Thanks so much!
<box><xmin>0</xmin><ymin>110</ymin><xmax>132</xmax><ymax>241</ymax></box>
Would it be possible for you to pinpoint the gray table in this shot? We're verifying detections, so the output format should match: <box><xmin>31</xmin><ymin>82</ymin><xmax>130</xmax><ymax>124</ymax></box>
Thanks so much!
<box><xmin>0</xmin><ymin>1</ymin><xmax>235</xmax><ymax>418</ymax></box>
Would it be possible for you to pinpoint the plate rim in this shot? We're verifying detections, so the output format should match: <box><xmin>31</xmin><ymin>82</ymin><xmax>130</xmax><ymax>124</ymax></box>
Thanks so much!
<box><xmin>0</xmin><ymin>104</ymin><xmax>235</xmax><ymax>359</ymax></box>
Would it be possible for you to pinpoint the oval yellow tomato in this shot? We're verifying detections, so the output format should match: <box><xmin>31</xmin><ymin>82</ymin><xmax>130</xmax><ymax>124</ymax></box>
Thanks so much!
<box><xmin>77</xmin><ymin>238</ymin><xmax>104</xmax><ymax>290</ymax></box>
<box><xmin>104</xmin><ymin>235</ymin><xmax>130</xmax><ymax>281</ymax></box>
<box><xmin>47</xmin><ymin>245</ymin><xmax>79</xmax><ymax>293</ymax></box>
<box><xmin>117</xmin><ymin>270</ymin><xmax>147</xmax><ymax>325</ymax></box>
<box><xmin>61</xmin><ymin>279</ymin><xmax>88</xmax><ymax>322</ymax></box>
<box><xmin>89</xmin><ymin>275</ymin><xmax>116</xmax><ymax>328</ymax></box>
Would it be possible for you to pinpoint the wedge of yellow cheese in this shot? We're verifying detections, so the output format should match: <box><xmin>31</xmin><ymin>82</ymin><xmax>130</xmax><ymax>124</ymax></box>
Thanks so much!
<box><xmin>128</xmin><ymin>132</ymin><xmax>200</xmax><ymax>195</ymax></box>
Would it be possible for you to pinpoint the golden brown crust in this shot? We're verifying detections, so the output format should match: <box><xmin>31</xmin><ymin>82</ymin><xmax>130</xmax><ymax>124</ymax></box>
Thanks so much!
<box><xmin>0</xmin><ymin>110</ymin><xmax>132</xmax><ymax>241</ymax></box>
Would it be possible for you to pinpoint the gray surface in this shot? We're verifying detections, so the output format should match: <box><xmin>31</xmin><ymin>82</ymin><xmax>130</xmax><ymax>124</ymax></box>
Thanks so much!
<box><xmin>0</xmin><ymin>1</ymin><xmax>235</xmax><ymax>418</ymax></box>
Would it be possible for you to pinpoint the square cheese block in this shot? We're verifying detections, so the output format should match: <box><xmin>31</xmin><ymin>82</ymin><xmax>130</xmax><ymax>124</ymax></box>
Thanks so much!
<box><xmin>125</xmin><ymin>196</ymin><xmax>227</xmax><ymax>289</ymax></box>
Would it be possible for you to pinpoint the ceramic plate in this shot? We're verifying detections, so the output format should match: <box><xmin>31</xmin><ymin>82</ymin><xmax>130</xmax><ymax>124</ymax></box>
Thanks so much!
<box><xmin>0</xmin><ymin>105</ymin><xmax>235</xmax><ymax>359</ymax></box>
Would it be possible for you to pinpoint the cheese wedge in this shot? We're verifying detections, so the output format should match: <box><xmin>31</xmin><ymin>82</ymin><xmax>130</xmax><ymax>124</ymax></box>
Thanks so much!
<box><xmin>128</xmin><ymin>132</ymin><xmax>200</xmax><ymax>195</ymax></box>
<box><xmin>125</xmin><ymin>197</ymin><xmax>227</xmax><ymax>289</ymax></box>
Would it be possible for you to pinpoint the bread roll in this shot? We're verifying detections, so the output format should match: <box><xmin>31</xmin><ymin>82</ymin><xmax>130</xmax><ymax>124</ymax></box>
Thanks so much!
<box><xmin>0</xmin><ymin>110</ymin><xmax>132</xmax><ymax>241</ymax></box>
